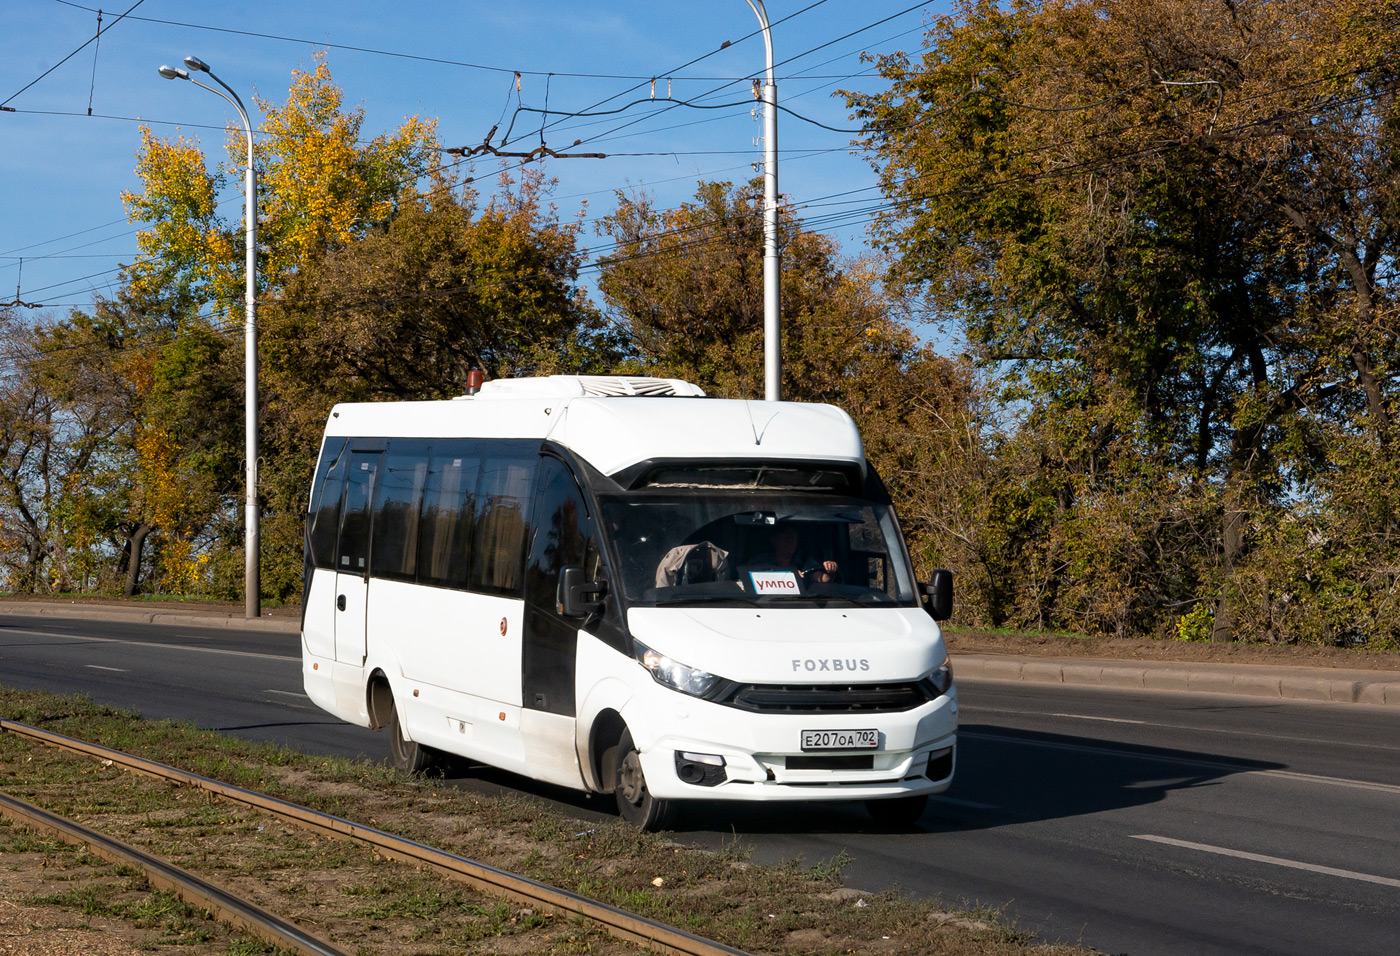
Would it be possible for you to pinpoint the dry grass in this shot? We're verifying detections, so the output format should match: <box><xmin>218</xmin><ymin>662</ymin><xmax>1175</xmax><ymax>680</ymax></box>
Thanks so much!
<box><xmin>0</xmin><ymin>685</ymin><xmax>1097</xmax><ymax>956</ymax></box>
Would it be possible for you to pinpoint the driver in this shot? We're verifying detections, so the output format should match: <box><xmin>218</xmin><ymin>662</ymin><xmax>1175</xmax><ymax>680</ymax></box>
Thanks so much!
<box><xmin>756</xmin><ymin>522</ymin><xmax>838</xmax><ymax>584</ymax></box>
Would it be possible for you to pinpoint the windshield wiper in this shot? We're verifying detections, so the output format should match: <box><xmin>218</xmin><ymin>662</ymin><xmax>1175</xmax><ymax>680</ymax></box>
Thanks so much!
<box><xmin>808</xmin><ymin>594</ymin><xmax>877</xmax><ymax>608</ymax></box>
<box><xmin>649</xmin><ymin>593</ymin><xmax>760</xmax><ymax>606</ymax></box>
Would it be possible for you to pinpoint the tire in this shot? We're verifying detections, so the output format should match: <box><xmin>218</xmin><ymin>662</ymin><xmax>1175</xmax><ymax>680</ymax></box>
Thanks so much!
<box><xmin>864</xmin><ymin>793</ymin><xmax>928</xmax><ymax>829</ymax></box>
<box><xmin>604</xmin><ymin>729</ymin><xmax>675</xmax><ymax>831</ymax></box>
<box><xmin>388</xmin><ymin>703</ymin><xmax>435</xmax><ymax>774</ymax></box>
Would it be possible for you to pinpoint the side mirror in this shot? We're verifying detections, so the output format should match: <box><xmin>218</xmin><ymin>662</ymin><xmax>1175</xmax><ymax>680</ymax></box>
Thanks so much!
<box><xmin>923</xmin><ymin>569</ymin><xmax>953</xmax><ymax>621</ymax></box>
<box><xmin>558</xmin><ymin>565</ymin><xmax>606</xmax><ymax>619</ymax></box>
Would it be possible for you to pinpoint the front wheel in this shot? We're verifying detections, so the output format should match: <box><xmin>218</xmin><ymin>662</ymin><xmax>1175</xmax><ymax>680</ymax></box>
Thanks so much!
<box><xmin>388</xmin><ymin>703</ymin><xmax>436</xmax><ymax>774</ymax></box>
<box><xmin>604</xmin><ymin>729</ymin><xmax>675</xmax><ymax>831</ymax></box>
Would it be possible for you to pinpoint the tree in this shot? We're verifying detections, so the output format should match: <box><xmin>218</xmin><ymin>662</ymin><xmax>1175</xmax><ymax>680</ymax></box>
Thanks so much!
<box><xmin>265</xmin><ymin>167</ymin><xmax>621</xmax><ymax>407</ymax></box>
<box><xmin>598</xmin><ymin>179</ymin><xmax>947</xmax><ymax>402</ymax></box>
<box><xmin>596</xmin><ymin>180</ymin><xmax>991</xmax><ymax>593</ymax></box>
<box><xmin>248</xmin><ymin>166</ymin><xmax>624</xmax><ymax>601</ymax></box>
<box><xmin>115</xmin><ymin>54</ymin><xmax>440</xmax><ymax>604</ymax></box>
<box><xmin>124</xmin><ymin>52</ymin><xmax>438</xmax><ymax>319</ymax></box>
<box><xmin>0</xmin><ymin>309</ymin><xmax>61</xmax><ymax>592</ymax></box>
<box><xmin>27</xmin><ymin>286</ymin><xmax>234</xmax><ymax>597</ymax></box>
<box><xmin>848</xmin><ymin>0</ymin><xmax>1400</xmax><ymax>643</ymax></box>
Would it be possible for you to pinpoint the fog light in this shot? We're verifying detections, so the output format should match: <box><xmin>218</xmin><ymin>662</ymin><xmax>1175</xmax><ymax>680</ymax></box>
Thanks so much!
<box><xmin>674</xmin><ymin>751</ymin><xmax>727</xmax><ymax>787</ymax></box>
<box><xmin>925</xmin><ymin>746</ymin><xmax>954</xmax><ymax>781</ymax></box>
<box><xmin>680</xmin><ymin>751</ymin><xmax>724</xmax><ymax>766</ymax></box>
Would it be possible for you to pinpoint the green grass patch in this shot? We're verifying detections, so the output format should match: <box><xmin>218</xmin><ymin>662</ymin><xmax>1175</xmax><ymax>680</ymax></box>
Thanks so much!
<box><xmin>1</xmin><ymin>682</ymin><xmax>1092</xmax><ymax>956</ymax></box>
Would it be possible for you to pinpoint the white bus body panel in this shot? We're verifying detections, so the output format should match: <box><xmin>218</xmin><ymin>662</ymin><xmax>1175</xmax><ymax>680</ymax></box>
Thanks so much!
<box><xmin>322</xmin><ymin>395</ymin><xmax>865</xmax><ymax>478</ymax></box>
<box><xmin>367</xmin><ymin>579</ymin><xmax>522</xmax><ymax>708</ymax></box>
<box><xmin>304</xmin><ymin>572</ymin><xmax>586</xmax><ymax>790</ymax></box>
<box><xmin>546</xmin><ymin>399</ymin><xmax>864</xmax><ymax>477</ymax></box>
<box><xmin>626</xmin><ymin>606</ymin><xmax>941</xmax><ymax>684</ymax></box>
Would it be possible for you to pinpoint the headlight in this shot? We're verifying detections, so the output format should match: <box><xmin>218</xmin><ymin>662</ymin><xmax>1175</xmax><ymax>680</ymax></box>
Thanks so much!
<box><xmin>927</xmin><ymin>654</ymin><xmax>954</xmax><ymax>695</ymax></box>
<box><xmin>635</xmin><ymin>640</ymin><xmax>720</xmax><ymax>697</ymax></box>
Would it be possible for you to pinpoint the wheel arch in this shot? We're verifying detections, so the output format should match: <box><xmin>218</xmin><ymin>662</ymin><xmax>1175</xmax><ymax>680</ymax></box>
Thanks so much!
<box><xmin>586</xmin><ymin>708</ymin><xmax>627</xmax><ymax>793</ymax></box>
<box><xmin>366</xmin><ymin>668</ymin><xmax>394</xmax><ymax>730</ymax></box>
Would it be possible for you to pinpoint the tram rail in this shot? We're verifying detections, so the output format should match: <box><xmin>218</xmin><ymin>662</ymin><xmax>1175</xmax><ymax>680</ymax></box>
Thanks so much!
<box><xmin>0</xmin><ymin>718</ymin><xmax>749</xmax><ymax>956</ymax></box>
<box><xmin>0</xmin><ymin>786</ymin><xmax>346</xmax><ymax>956</ymax></box>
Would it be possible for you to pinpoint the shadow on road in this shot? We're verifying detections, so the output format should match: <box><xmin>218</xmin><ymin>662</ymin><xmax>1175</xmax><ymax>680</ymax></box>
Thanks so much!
<box><xmin>371</xmin><ymin>720</ymin><xmax>1290</xmax><ymax>837</ymax></box>
<box><xmin>50</xmin><ymin>705</ymin><xmax>1267</xmax><ymax>839</ymax></box>
<box><xmin>671</xmin><ymin>723</ymin><xmax>1285</xmax><ymax>835</ymax></box>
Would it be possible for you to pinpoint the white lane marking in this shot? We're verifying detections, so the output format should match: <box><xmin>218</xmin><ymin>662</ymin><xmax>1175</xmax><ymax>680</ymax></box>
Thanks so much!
<box><xmin>1253</xmin><ymin>768</ymin><xmax>1400</xmax><ymax>796</ymax></box>
<box><xmin>972</xmin><ymin>704</ymin><xmax>1400</xmax><ymax>754</ymax></box>
<box><xmin>263</xmin><ymin>689</ymin><xmax>306</xmax><ymax>698</ymax></box>
<box><xmin>84</xmin><ymin>664</ymin><xmax>127</xmax><ymax>673</ymax></box>
<box><xmin>960</xmin><ymin>731</ymin><xmax>1400</xmax><ymax>796</ymax></box>
<box><xmin>1132</xmin><ymin>834</ymin><xmax>1400</xmax><ymax>889</ymax></box>
<box><xmin>1050</xmin><ymin>712</ymin><xmax>1145</xmax><ymax>724</ymax></box>
<box><xmin>4</xmin><ymin>626</ymin><xmax>293</xmax><ymax>662</ymax></box>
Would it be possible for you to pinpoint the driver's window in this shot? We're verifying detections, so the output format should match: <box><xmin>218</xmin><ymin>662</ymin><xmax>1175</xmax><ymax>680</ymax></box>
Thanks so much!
<box><xmin>526</xmin><ymin>457</ymin><xmax>597</xmax><ymax>613</ymax></box>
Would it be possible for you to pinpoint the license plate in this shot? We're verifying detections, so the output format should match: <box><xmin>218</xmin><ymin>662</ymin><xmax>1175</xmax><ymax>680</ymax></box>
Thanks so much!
<box><xmin>801</xmin><ymin>729</ymin><xmax>879</xmax><ymax>751</ymax></box>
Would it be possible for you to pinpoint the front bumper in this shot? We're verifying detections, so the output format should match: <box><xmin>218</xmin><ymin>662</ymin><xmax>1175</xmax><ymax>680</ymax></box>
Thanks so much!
<box><xmin>628</xmin><ymin>684</ymin><xmax>958</xmax><ymax>802</ymax></box>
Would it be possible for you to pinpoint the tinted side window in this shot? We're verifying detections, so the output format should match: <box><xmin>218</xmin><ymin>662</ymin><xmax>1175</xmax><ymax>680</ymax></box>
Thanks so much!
<box><xmin>526</xmin><ymin>457</ymin><xmax>593</xmax><ymax>602</ymax></box>
<box><xmin>308</xmin><ymin>438</ymin><xmax>347</xmax><ymax>570</ymax></box>
<box><xmin>338</xmin><ymin>452</ymin><xmax>380</xmax><ymax>574</ymax></box>
<box><xmin>372</xmin><ymin>439</ymin><xmax>430</xmax><ymax>582</ymax></box>
<box><xmin>417</xmin><ymin>441</ymin><xmax>477</xmax><ymax>589</ymax></box>
<box><xmin>469</xmin><ymin>446</ymin><xmax>536</xmax><ymax>596</ymax></box>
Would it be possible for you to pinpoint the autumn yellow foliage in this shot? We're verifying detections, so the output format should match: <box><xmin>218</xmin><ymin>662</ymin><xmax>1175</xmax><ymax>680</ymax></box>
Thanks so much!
<box><xmin>252</xmin><ymin>52</ymin><xmax>438</xmax><ymax>289</ymax></box>
<box><xmin>123</xmin><ymin>52</ymin><xmax>438</xmax><ymax>324</ymax></box>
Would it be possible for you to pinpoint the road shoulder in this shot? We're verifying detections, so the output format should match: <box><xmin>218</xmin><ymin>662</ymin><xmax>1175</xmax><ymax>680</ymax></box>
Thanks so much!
<box><xmin>955</xmin><ymin>652</ymin><xmax>1400</xmax><ymax>706</ymax></box>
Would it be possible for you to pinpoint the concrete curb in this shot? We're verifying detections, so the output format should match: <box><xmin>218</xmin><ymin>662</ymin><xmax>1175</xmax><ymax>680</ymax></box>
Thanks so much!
<box><xmin>956</xmin><ymin>654</ymin><xmax>1400</xmax><ymax>707</ymax></box>
<box><xmin>0</xmin><ymin>602</ymin><xmax>300</xmax><ymax>634</ymax></box>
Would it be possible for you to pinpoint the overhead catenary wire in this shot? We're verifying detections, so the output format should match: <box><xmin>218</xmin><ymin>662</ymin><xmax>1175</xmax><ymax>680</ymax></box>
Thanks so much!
<box><xmin>15</xmin><ymin>61</ymin><xmax>1390</xmax><ymax>319</ymax></box>
<box><xmin>69</xmin><ymin>65</ymin><xmax>1400</xmax><ymax>325</ymax></box>
<box><xmin>3</xmin><ymin>0</ymin><xmax>915</xmax><ymax>286</ymax></box>
<box><xmin>8</xmin><ymin>7</ymin><xmax>1390</xmax><ymax>325</ymax></box>
<box><xmin>9</xmin><ymin>0</ymin><xmax>925</xmax><ymax>292</ymax></box>
<box><xmin>48</xmin><ymin>0</ymin><xmax>843</xmax><ymax>83</ymax></box>
<box><xmin>8</xmin><ymin>0</ymin><xmax>1332</xmax><ymax>299</ymax></box>
<box><xmin>520</xmin><ymin>0</ymin><xmax>891</xmax><ymax>155</ymax></box>
<box><xmin>8</xmin><ymin>66</ymin><xmax>1392</xmax><ymax>366</ymax></box>
<box><xmin>1</xmin><ymin>0</ymin><xmax>147</xmax><ymax>108</ymax></box>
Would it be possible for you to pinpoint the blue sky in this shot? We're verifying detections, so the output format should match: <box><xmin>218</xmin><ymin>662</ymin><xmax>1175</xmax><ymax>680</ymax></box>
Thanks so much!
<box><xmin>1</xmin><ymin>1</ymin><xmax>944</xmax><ymax>318</ymax></box>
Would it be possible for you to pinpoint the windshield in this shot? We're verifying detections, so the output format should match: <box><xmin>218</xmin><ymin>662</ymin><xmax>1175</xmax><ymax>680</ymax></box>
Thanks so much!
<box><xmin>600</xmin><ymin>492</ymin><xmax>918</xmax><ymax>608</ymax></box>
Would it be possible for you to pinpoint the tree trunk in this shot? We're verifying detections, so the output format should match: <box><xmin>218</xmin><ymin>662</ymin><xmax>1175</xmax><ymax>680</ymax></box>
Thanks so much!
<box><xmin>1211</xmin><ymin>501</ymin><xmax>1245</xmax><ymax>643</ymax></box>
<box><xmin>21</xmin><ymin>537</ymin><xmax>46</xmax><ymax>594</ymax></box>
<box><xmin>122</xmin><ymin>523</ymin><xmax>153</xmax><ymax>598</ymax></box>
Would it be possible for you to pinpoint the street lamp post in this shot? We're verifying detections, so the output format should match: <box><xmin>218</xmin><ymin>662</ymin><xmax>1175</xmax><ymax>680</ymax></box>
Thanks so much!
<box><xmin>744</xmin><ymin>1</ymin><xmax>781</xmax><ymax>402</ymax></box>
<box><xmin>159</xmin><ymin>57</ymin><xmax>260</xmax><ymax>619</ymax></box>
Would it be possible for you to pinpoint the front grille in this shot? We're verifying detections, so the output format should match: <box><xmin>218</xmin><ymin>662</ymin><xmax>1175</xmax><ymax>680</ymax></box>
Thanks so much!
<box><xmin>709</xmin><ymin>680</ymin><xmax>938</xmax><ymax>714</ymax></box>
<box><xmin>787</xmin><ymin>754</ymin><xmax>875</xmax><ymax>770</ymax></box>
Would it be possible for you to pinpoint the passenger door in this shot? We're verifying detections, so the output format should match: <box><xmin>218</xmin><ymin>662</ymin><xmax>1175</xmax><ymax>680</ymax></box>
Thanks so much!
<box><xmin>334</xmin><ymin>450</ymin><xmax>381</xmax><ymax>665</ymax></box>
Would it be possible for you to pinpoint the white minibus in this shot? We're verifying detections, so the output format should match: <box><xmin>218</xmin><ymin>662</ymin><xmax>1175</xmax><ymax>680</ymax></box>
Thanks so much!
<box><xmin>301</xmin><ymin>374</ymin><xmax>956</xmax><ymax>829</ymax></box>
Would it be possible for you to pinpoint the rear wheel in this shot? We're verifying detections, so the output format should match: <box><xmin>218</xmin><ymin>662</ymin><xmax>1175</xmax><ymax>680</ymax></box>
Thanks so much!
<box><xmin>864</xmin><ymin>793</ymin><xmax>928</xmax><ymax>829</ymax></box>
<box><xmin>388</xmin><ymin>703</ymin><xmax>435</xmax><ymax>774</ymax></box>
<box><xmin>604</xmin><ymin>729</ymin><xmax>675</xmax><ymax>831</ymax></box>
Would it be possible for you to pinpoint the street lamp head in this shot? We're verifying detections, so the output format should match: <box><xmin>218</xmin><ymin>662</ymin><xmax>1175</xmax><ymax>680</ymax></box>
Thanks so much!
<box><xmin>183</xmin><ymin>56</ymin><xmax>211</xmax><ymax>73</ymax></box>
<box><xmin>158</xmin><ymin>65</ymin><xmax>189</xmax><ymax>80</ymax></box>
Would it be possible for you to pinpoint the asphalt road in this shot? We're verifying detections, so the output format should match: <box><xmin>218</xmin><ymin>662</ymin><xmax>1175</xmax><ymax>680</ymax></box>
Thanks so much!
<box><xmin>2</xmin><ymin>613</ymin><xmax>1397</xmax><ymax>956</ymax></box>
